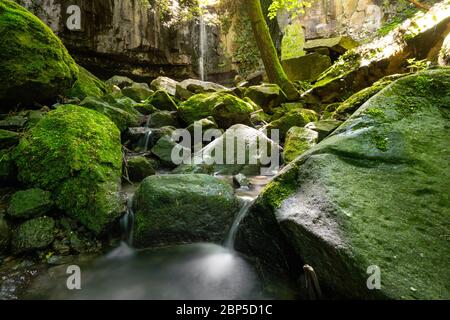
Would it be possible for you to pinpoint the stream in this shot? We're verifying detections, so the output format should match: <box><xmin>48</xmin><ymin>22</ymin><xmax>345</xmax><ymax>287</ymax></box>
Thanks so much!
<box><xmin>3</xmin><ymin>176</ymin><xmax>297</xmax><ymax>300</ymax></box>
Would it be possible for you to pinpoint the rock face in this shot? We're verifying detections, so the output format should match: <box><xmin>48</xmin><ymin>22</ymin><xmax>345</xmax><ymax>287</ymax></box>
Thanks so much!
<box><xmin>133</xmin><ymin>174</ymin><xmax>239</xmax><ymax>247</ymax></box>
<box><xmin>237</xmin><ymin>69</ymin><xmax>450</xmax><ymax>299</ymax></box>
<box><xmin>305</xmin><ymin>2</ymin><xmax>450</xmax><ymax>104</ymax></box>
<box><xmin>0</xmin><ymin>0</ymin><xmax>78</xmax><ymax>108</ymax></box>
<box><xmin>14</xmin><ymin>0</ymin><xmax>227</xmax><ymax>81</ymax></box>
<box><xmin>14</xmin><ymin>105</ymin><xmax>123</xmax><ymax>234</ymax></box>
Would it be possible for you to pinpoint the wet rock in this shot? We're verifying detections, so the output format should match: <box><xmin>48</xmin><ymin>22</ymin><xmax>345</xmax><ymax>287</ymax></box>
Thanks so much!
<box><xmin>282</xmin><ymin>53</ymin><xmax>332</xmax><ymax>82</ymax></box>
<box><xmin>151</xmin><ymin>136</ymin><xmax>190</xmax><ymax>167</ymax></box>
<box><xmin>0</xmin><ymin>129</ymin><xmax>20</xmax><ymax>149</ymax></box>
<box><xmin>0</xmin><ymin>1</ymin><xmax>78</xmax><ymax>108</ymax></box>
<box><xmin>305</xmin><ymin>120</ymin><xmax>343</xmax><ymax>141</ymax></box>
<box><xmin>123</xmin><ymin>126</ymin><xmax>175</xmax><ymax>151</ymax></box>
<box><xmin>237</xmin><ymin>69</ymin><xmax>450</xmax><ymax>299</ymax></box>
<box><xmin>12</xmin><ymin>216</ymin><xmax>55</xmax><ymax>254</ymax></box>
<box><xmin>133</xmin><ymin>174</ymin><xmax>239</xmax><ymax>247</ymax></box>
<box><xmin>150</xmin><ymin>77</ymin><xmax>179</xmax><ymax>96</ymax></box>
<box><xmin>283</xmin><ymin>127</ymin><xmax>318</xmax><ymax>163</ymax></box>
<box><xmin>0</xmin><ymin>115</ymin><xmax>27</xmax><ymax>131</ymax></box>
<box><xmin>147</xmin><ymin>111</ymin><xmax>180</xmax><ymax>128</ymax></box>
<box><xmin>244</xmin><ymin>84</ymin><xmax>287</xmax><ymax>113</ymax></box>
<box><xmin>233</xmin><ymin>173</ymin><xmax>250</xmax><ymax>188</ymax></box>
<box><xmin>148</xmin><ymin>90</ymin><xmax>178</xmax><ymax>111</ymax></box>
<box><xmin>126</xmin><ymin>156</ymin><xmax>156</xmax><ymax>182</ymax></box>
<box><xmin>0</xmin><ymin>149</ymin><xmax>17</xmax><ymax>185</ymax></box>
<box><xmin>105</xmin><ymin>76</ymin><xmax>134</xmax><ymax>89</ymax></box>
<box><xmin>7</xmin><ymin>188</ymin><xmax>53</xmax><ymax>220</ymax></box>
<box><xmin>122</xmin><ymin>83</ymin><xmax>154</xmax><ymax>102</ymax></box>
<box><xmin>15</xmin><ymin>105</ymin><xmax>124</xmax><ymax>234</ymax></box>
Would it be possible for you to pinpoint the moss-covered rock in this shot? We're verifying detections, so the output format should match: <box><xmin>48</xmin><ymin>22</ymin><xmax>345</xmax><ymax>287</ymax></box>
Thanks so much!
<box><xmin>0</xmin><ymin>129</ymin><xmax>20</xmax><ymax>149</ymax></box>
<box><xmin>148</xmin><ymin>90</ymin><xmax>178</xmax><ymax>111</ymax></box>
<box><xmin>65</xmin><ymin>66</ymin><xmax>107</xmax><ymax>100</ymax></box>
<box><xmin>7</xmin><ymin>188</ymin><xmax>53</xmax><ymax>220</ymax></box>
<box><xmin>244</xmin><ymin>84</ymin><xmax>287</xmax><ymax>113</ymax></box>
<box><xmin>0</xmin><ymin>213</ymin><xmax>10</xmax><ymax>254</ymax></box>
<box><xmin>179</xmin><ymin>79</ymin><xmax>230</xmax><ymax>94</ymax></box>
<box><xmin>126</xmin><ymin>156</ymin><xmax>156</xmax><ymax>182</ymax></box>
<box><xmin>0</xmin><ymin>115</ymin><xmax>27</xmax><ymax>130</ymax></box>
<box><xmin>80</xmin><ymin>95</ymin><xmax>143</xmax><ymax>132</ymax></box>
<box><xmin>282</xmin><ymin>53</ymin><xmax>332</xmax><ymax>82</ymax></box>
<box><xmin>178</xmin><ymin>92</ymin><xmax>255</xmax><ymax>129</ymax></box>
<box><xmin>0</xmin><ymin>149</ymin><xmax>17</xmax><ymax>184</ymax></box>
<box><xmin>283</xmin><ymin>127</ymin><xmax>318</xmax><ymax>163</ymax></box>
<box><xmin>151</xmin><ymin>136</ymin><xmax>190</xmax><ymax>167</ymax></box>
<box><xmin>147</xmin><ymin>111</ymin><xmax>180</xmax><ymax>128</ymax></box>
<box><xmin>305</xmin><ymin>119</ymin><xmax>343</xmax><ymax>141</ymax></box>
<box><xmin>150</xmin><ymin>76</ymin><xmax>178</xmax><ymax>96</ymax></box>
<box><xmin>281</xmin><ymin>22</ymin><xmax>305</xmax><ymax>61</ymax></box>
<box><xmin>14</xmin><ymin>105</ymin><xmax>123</xmax><ymax>234</ymax></box>
<box><xmin>105</xmin><ymin>75</ymin><xmax>134</xmax><ymax>89</ymax></box>
<box><xmin>237</xmin><ymin>69</ymin><xmax>450</xmax><ymax>299</ymax></box>
<box><xmin>266</xmin><ymin>108</ymin><xmax>318</xmax><ymax>140</ymax></box>
<box><xmin>12</xmin><ymin>216</ymin><xmax>55</xmax><ymax>254</ymax></box>
<box><xmin>0</xmin><ymin>0</ymin><xmax>78</xmax><ymax>107</ymax></box>
<box><xmin>122</xmin><ymin>83</ymin><xmax>154</xmax><ymax>102</ymax></box>
<box><xmin>132</xmin><ymin>174</ymin><xmax>240</xmax><ymax>247</ymax></box>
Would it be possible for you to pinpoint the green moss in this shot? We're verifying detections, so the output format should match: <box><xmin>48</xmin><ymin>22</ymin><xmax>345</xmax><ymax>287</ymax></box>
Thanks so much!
<box><xmin>7</xmin><ymin>188</ymin><xmax>53</xmax><ymax>219</ymax></box>
<box><xmin>12</xmin><ymin>216</ymin><xmax>55</xmax><ymax>254</ymax></box>
<box><xmin>365</xmin><ymin>108</ymin><xmax>385</xmax><ymax>118</ymax></box>
<box><xmin>267</xmin><ymin>108</ymin><xmax>318</xmax><ymax>140</ymax></box>
<box><xmin>261</xmin><ymin>166</ymin><xmax>298</xmax><ymax>209</ymax></box>
<box><xmin>65</xmin><ymin>66</ymin><xmax>107</xmax><ymax>100</ymax></box>
<box><xmin>0</xmin><ymin>0</ymin><xmax>78</xmax><ymax>107</ymax></box>
<box><xmin>372</xmin><ymin>133</ymin><xmax>389</xmax><ymax>152</ymax></box>
<box><xmin>314</xmin><ymin>50</ymin><xmax>361</xmax><ymax>87</ymax></box>
<box><xmin>14</xmin><ymin>105</ymin><xmax>123</xmax><ymax>234</ymax></box>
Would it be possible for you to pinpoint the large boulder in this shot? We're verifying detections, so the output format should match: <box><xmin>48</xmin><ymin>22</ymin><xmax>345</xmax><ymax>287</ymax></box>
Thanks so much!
<box><xmin>244</xmin><ymin>84</ymin><xmax>287</xmax><ymax>113</ymax></box>
<box><xmin>0</xmin><ymin>1</ymin><xmax>78</xmax><ymax>107</ymax></box>
<box><xmin>65</xmin><ymin>66</ymin><xmax>107</xmax><ymax>100</ymax></box>
<box><xmin>122</xmin><ymin>83</ymin><xmax>154</xmax><ymax>102</ymax></box>
<box><xmin>266</xmin><ymin>108</ymin><xmax>318</xmax><ymax>140</ymax></box>
<box><xmin>14</xmin><ymin>105</ymin><xmax>124</xmax><ymax>234</ymax></box>
<box><xmin>304</xmin><ymin>36</ymin><xmax>359</xmax><ymax>56</ymax></box>
<box><xmin>132</xmin><ymin>174</ymin><xmax>240</xmax><ymax>247</ymax></box>
<box><xmin>282</xmin><ymin>53</ymin><xmax>332</xmax><ymax>82</ymax></box>
<box><xmin>148</xmin><ymin>90</ymin><xmax>178</xmax><ymax>111</ymax></box>
<box><xmin>178</xmin><ymin>93</ymin><xmax>255</xmax><ymax>129</ymax></box>
<box><xmin>126</xmin><ymin>156</ymin><xmax>156</xmax><ymax>182</ymax></box>
<box><xmin>237</xmin><ymin>69</ymin><xmax>450</xmax><ymax>299</ymax></box>
<box><xmin>174</xmin><ymin>124</ymin><xmax>281</xmax><ymax>176</ymax></box>
<box><xmin>178</xmin><ymin>79</ymin><xmax>230</xmax><ymax>94</ymax></box>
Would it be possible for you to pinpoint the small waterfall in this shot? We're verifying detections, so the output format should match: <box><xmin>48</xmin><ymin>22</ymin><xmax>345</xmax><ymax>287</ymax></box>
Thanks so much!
<box><xmin>141</xmin><ymin>129</ymin><xmax>152</xmax><ymax>152</ymax></box>
<box><xmin>224</xmin><ymin>196</ymin><xmax>255</xmax><ymax>250</ymax></box>
<box><xmin>120</xmin><ymin>194</ymin><xmax>135</xmax><ymax>246</ymax></box>
<box><xmin>198</xmin><ymin>13</ymin><xmax>207</xmax><ymax>81</ymax></box>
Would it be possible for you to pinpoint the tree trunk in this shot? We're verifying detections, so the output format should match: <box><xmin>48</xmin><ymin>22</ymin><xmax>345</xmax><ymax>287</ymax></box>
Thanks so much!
<box><xmin>245</xmin><ymin>0</ymin><xmax>299</xmax><ymax>100</ymax></box>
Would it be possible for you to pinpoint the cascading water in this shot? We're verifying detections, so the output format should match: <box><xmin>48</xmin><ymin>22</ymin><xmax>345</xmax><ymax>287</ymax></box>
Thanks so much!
<box><xmin>198</xmin><ymin>13</ymin><xmax>207</xmax><ymax>81</ymax></box>
<box><xmin>224</xmin><ymin>196</ymin><xmax>255</xmax><ymax>249</ymax></box>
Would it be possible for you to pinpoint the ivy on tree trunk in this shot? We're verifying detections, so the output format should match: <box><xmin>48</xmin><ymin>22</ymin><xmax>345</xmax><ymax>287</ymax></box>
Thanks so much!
<box><xmin>245</xmin><ymin>0</ymin><xmax>299</xmax><ymax>100</ymax></box>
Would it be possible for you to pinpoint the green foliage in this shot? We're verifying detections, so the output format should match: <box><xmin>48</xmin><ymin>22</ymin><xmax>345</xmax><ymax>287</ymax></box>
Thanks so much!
<box><xmin>406</xmin><ymin>58</ymin><xmax>431</xmax><ymax>73</ymax></box>
<box><xmin>268</xmin><ymin>0</ymin><xmax>313</xmax><ymax>20</ymax></box>
<box><xmin>157</xmin><ymin>0</ymin><xmax>201</xmax><ymax>25</ymax></box>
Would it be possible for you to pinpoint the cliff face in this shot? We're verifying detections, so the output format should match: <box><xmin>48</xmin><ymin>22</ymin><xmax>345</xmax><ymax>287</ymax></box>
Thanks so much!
<box><xmin>15</xmin><ymin>0</ymin><xmax>227</xmax><ymax>81</ymax></box>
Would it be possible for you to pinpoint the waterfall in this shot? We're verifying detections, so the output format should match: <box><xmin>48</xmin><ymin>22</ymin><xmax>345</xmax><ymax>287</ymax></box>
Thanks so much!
<box><xmin>198</xmin><ymin>13</ymin><xmax>207</xmax><ymax>81</ymax></box>
<box><xmin>224</xmin><ymin>196</ymin><xmax>255</xmax><ymax>250</ymax></box>
<box><xmin>120</xmin><ymin>194</ymin><xmax>135</xmax><ymax>246</ymax></box>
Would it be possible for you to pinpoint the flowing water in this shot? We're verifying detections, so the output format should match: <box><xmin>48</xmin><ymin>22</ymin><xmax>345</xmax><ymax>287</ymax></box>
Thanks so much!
<box><xmin>13</xmin><ymin>176</ymin><xmax>296</xmax><ymax>300</ymax></box>
<box><xmin>198</xmin><ymin>14</ymin><xmax>207</xmax><ymax>81</ymax></box>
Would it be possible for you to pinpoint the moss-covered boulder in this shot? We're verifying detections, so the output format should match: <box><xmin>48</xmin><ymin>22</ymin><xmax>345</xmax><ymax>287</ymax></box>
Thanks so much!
<box><xmin>14</xmin><ymin>105</ymin><xmax>123</xmax><ymax>234</ymax></box>
<box><xmin>237</xmin><ymin>69</ymin><xmax>450</xmax><ymax>299</ymax></box>
<box><xmin>282</xmin><ymin>53</ymin><xmax>332</xmax><ymax>82</ymax></box>
<box><xmin>244</xmin><ymin>84</ymin><xmax>287</xmax><ymax>113</ymax></box>
<box><xmin>266</xmin><ymin>108</ymin><xmax>318</xmax><ymax>140</ymax></box>
<box><xmin>105</xmin><ymin>75</ymin><xmax>134</xmax><ymax>89</ymax></box>
<box><xmin>133</xmin><ymin>174</ymin><xmax>240</xmax><ymax>247</ymax></box>
<box><xmin>150</xmin><ymin>76</ymin><xmax>179</xmax><ymax>96</ymax></box>
<box><xmin>122</xmin><ymin>83</ymin><xmax>154</xmax><ymax>102</ymax></box>
<box><xmin>7</xmin><ymin>188</ymin><xmax>53</xmax><ymax>220</ymax></box>
<box><xmin>80</xmin><ymin>95</ymin><xmax>143</xmax><ymax>132</ymax></box>
<box><xmin>281</xmin><ymin>22</ymin><xmax>305</xmax><ymax>61</ymax></box>
<box><xmin>174</xmin><ymin>124</ymin><xmax>281</xmax><ymax>176</ymax></box>
<box><xmin>0</xmin><ymin>213</ymin><xmax>10</xmax><ymax>254</ymax></box>
<box><xmin>148</xmin><ymin>90</ymin><xmax>178</xmax><ymax>111</ymax></box>
<box><xmin>283</xmin><ymin>127</ymin><xmax>318</xmax><ymax>163</ymax></box>
<box><xmin>178</xmin><ymin>92</ymin><xmax>255</xmax><ymax>129</ymax></box>
<box><xmin>0</xmin><ymin>129</ymin><xmax>20</xmax><ymax>149</ymax></box>
<box><xmin>126</xmin><ymin>156</ymin><xmax>156</xmax><ymax>182</ymax></box>
<box><xmin>305</xmin><ymin>119</ymin><xmax>343</xmax><ymax>141</ymax></box>
<box><xmin>147</xmin><ymin>111</ymin><xmax>180</xmax><ymax>128</ymax></box>
<box><xmin>12</xmin><ymin>216</ymin><xmax>55</xmax><ymax>254</ymax></box>
<box><xmin>151</xmin><ymin>136</ymin><xmax>190</xmax><ymax>167</ymax></box>
<box><xmin>0</xmin><ymin>0</ymin><xmax>78</xmax><ymax>107</ymax></box>
<box><xmin>65</xmin><ymin>66</ymin><xmax>107</xmax><ymax>100</ymax></box>
<box><xmin>179</xmin><ymin>79</ymin><xmax>230</xmax><ymax>94</ymax></box>
<box><xmin>0</xmin><ymin>149</ymin><xmax>17</xmax><ymax>184</ymax></box>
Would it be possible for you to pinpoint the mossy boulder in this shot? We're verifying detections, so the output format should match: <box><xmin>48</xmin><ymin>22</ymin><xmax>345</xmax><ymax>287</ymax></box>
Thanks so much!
<box><xmin>244</xmin><ymin>84</ymin><xmax>287</xmax><ymax>113</ymax></box>
<box><xmin>148</xmin><ymin>90</ymin><xmax>178</xmax><ymax>111</ymax></box>
<box><xmin>132</xmin><ymin>174</ymin><xmax>240</xmax><ymax>247</ymax></box>
<box><xmin>0</xmin><ymin>149</ymin><xmax>17</xmax><ymax>184</ymax></box>
<box><xmin>126</xmin><ymin>156</ymin><xmax>156</xmax><ymax>182</ymax></box>
<box><xmin>80</xmin><ymin>95</ymin><xmax>143</xmax><ymax>132</ymax></box>
<box><xmin>0</xmin><ymin>213</ymin><xmax>10</xmax><ymax>254</ymax></box>
<box><xmin>305</xmin><ymin>119</ymin><xmax>343</xmax><ymax>141</ymax></box>
<box><xmin>147</xmin><ymin>111</ymin><xmax>180</xmax><ymax>128</ymax></box>
<box><xmin>283</xmin><ymin>127</ymin><xmax>318</xmax><ymax>163</ymax></box>
<box><xmin>282</xmin><ymin>52</ymin><xmax>332</xmax><ymax>82</ymax></box>
<box><xmin>150</xmin><ymin>76</ymin><xmax>178</xmax><ymax>96</ymax></box>
<box><xmin>0</xmin><ymin>129</ymin><xmax>20</xmax><ymax>149</ymax></box>
<box><xmin>122</xmin><ymin>83</ymin><xmax>154</xmax><ymax>102</ymax></box>
<box><xmin>105</xmin><ymin>75</ymin><xmax>134</xmax><ymax>89</ymax></box>
<box><xmin>14</xmin><ymin>105</ymin><xmax>123</xmax><ymax>234</ymax></box>
<box><xmin>237</xmin><ymin>69</ymin><xmax>450</xmax><ymax>299</ymax></box>
<box><xmin>65</xmin><ymin>66</ymin><xmax>107</xmax><ymax>100</ymax></box>
<box><xmin>179</xmin><ymin>79</ymin><xmax>230</xmax><ymax>94</ymax></box>
<box><xmin>151</xmin><ymin>136</ymin><xmax>190</xmax><ymax>167</ymax></box>
<box><xmin>266</xmin><ymin>108</ymin><xmax>318</xmax><ymax>140</ymax></box>
<box><xmin>178</xmin><ymin>92</ymin><xmax>255</xmax><ymax>129</ymax></box>
<box><xmin>0</xmin><ymin>0</ymin><xmax>78</xmax><ymax>107</ymax></box>
<box><xmin>7</xmin><ymin>188</ymin><xmax>53</xmax><ymax>220</ymax></box>
<box><xmin>281</xmin><ymin>22</ymin><xmax>305</xmax><ymax>61</ymax></box>
<box><xmin>12</xmin><ymin>216</ymin><xmax>55</xmax><ymax>254</ymax></box>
